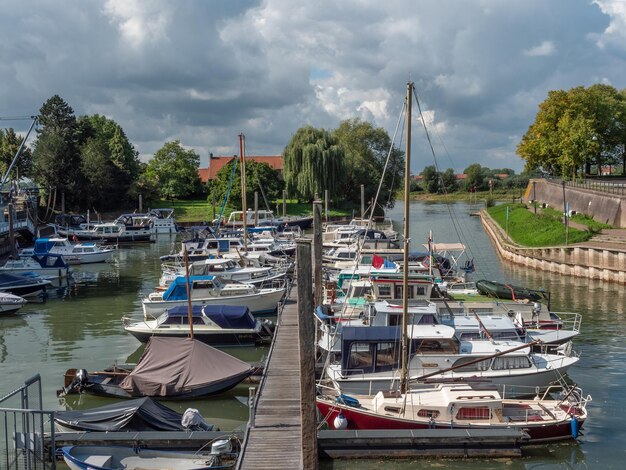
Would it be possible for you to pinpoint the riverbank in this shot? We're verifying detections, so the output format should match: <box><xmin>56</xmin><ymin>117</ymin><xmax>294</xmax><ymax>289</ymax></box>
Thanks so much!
<box><xmin>480</xmin><ymin>209</ymin><xmax>626</xmax><ymax>284</ymax></box>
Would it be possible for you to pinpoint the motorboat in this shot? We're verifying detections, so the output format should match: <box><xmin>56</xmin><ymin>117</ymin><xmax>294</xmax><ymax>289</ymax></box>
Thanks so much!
<box><xmin>61</xmin><ymin>438</ymin><xmax>238</xmax><ymax>470</ymax></box>
<box><xmin>58</xmin><ymin>337</ymin><xmax>253</xmax><ymax>399</ymax></box>
<box><xmin>123</xmin><ymin>304</ymin><xmax>274</xmax><ymax>346</ymax></box>
<box><xmin>141</xmin><ymin>275</ymin><xmax>285</xmax><ymax>318</ymax></box>
<box><xmin>0</xmin><ymin>253</ymin><xmax>71</xmax><ymax>279</ymax></box>
<box><xmin>20</xmin><ymin>237</ymin><xmax>115</xmax><ymax>264</ymax></box>
<box><xmin>159</xmin><ymin>257</ymin><xmax>288</xmax><ymax>287</ymax></box>
<box><xmin>115</xmin><ymin>208</ymin><xmax>177</xmax><ymax>235</ymax></box>
<box><xmin>0</xmin><ymin>272</ymin><xmax>52</xmax><ymax>297</ymax></box>
<box><xmin>317</xmin><ymin>381</ymin><xmax>591</xmax><ymax>443</ymax></box>
<box><xmin>54</xmin><ymin>397</ymin><xmax>216</xmax><ymax>432</ymax></box>
<box><xmin>0</xmin><ymin>292</ymin><xmax>27</xmax><ymax>315</ymax></box>
<box><xmin>322</xmin><ymin>324</ymin><xmax>579</xmax><ymax>397</ymax></box>
<box><xmin>70</xmin><ymin>222</ymin><xmax>154</xmax><ymax>243</ymax></box>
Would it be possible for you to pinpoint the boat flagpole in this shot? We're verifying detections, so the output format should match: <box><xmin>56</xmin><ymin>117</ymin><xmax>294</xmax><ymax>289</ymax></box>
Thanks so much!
<box><xmin>400</xmin><ymin>81</ymin><xmax>413</xmax><ymax>394</ymax></box>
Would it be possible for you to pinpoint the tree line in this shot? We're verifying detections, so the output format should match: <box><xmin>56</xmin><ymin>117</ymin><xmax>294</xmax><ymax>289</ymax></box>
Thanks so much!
<box><xmin>417</xmin><ymin>164</ymin><xmax>530</xmax><ymax>194</ymax></box>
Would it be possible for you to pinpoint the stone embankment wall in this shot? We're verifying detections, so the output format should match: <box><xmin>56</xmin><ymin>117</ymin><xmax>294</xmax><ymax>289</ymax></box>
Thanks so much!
<box><xmin>480</xmin><ymin>210</ymin><xmax>626</xmax><ymax>284</ymax></box>
<box><xmin>525</xmin><ymin>179</ymin><xmax>626</xmax><ymax>227</ymax></box>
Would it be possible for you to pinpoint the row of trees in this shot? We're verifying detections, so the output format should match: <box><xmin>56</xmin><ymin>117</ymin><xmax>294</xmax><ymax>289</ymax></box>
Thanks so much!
<box><xmin>418</xmin><ymin>164</ymin><xmax>528</xmax><ymax>194</ymax></box>
<box><xmin>1</xmin><ymin>95</ymin><xmax>203</xmax><ymax>211</ymax></box>
<box><xmin>517</xmin><ymin>84</ymin><xmax>626</xmax><ymax>178</ymax></box>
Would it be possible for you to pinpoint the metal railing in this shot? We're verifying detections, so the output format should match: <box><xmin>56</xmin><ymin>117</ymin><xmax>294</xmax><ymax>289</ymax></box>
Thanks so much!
<box><xmin>0</xmin><ymin>375</ymin><xmax>55</xmax><ymax>470</ymax></box>
<box><xmin>558</xmin><ymin>178</ymin><xmax>626</xmax><ymax>197</ymax></box>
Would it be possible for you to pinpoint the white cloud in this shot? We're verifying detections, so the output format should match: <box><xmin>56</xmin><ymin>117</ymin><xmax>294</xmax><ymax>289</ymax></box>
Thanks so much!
<box><xmin>593</xmin><ymin>0</ymin><xmax>626</xmax><ymax>50</ymax></box>
<box><xmin>523</xmin><ymin>40</ymin><xmax>556</xmax><ymax>57</ymax></box>
<box><xmin>102</xmin><ymin>0</ymin><xmax>171</xmax><ymax>48</ymax></box>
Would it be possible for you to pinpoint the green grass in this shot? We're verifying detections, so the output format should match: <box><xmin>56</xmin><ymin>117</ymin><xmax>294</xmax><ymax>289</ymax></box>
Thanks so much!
<box><xmin>486</xmin><ymin>203</ymin><xmax>593</xmax><ymax>246</ymax></box>
<box><xmin>407</xmin><ymin>188</ymin><xmax>525</xmax><ymax>203</ymax></box>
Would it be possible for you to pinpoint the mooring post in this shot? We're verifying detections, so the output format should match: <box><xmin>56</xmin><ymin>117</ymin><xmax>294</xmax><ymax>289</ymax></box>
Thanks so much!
<box><xmin>248</xmin><ymin>386</ymin><xmax>256</xmax><ymax>428</ymax></box>
<box><xmin>8</xmin><ymin>203</ymin><xmax>16</xmax><ymax>258</ymax></box>
<box><xmin>254</xmin><ymin>191</ymin><xmax>259</xmax><ymax>226</ymax></box>
<box><xmin>360</xmin><ymin>184</ymin><xmax>365</xmax><ymax>218</ymax></box>
<box><xmin>296</xmin><ymin>239</ymin><xmax>318</xmax><ymax>469</ymax></box>
<box><xmin>138</xmin><ymin>194</ymin><xmax>143</xmax><ymax>213</ymax></box>
<box><xmin>282</xmin><ymin>190</ymin><xmax>287</xmax><ymax>218</ymax></box>
<box><xmin>313</xmin><ymin>200</ymin><xmax>323</xmax><ymax>307</ymax></box>
<box><xmin>324</xmin><ymin>189</ymin><xmax>329</xmax><ymax>222</ymax></box>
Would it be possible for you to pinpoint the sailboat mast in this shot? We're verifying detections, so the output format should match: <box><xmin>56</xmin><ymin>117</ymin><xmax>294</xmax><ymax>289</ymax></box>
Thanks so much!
<box><xmin>400</xmin><ymin>81</ymin><xmax>413</xmax><ymax>393</ymax></box>
<box><xmin>239</xmin><ymin>133</ymin><xmax>248</xmax><ymax>251</ymax></box>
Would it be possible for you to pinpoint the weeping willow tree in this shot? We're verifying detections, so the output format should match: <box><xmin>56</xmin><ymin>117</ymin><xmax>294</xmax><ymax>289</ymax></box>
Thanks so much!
<box><xmin>283</xmin><ymin>126</ymin><xmax>345</xmax><ymax>202</ymax></box>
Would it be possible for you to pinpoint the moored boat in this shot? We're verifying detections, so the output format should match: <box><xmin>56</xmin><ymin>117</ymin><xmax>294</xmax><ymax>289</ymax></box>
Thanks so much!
<box><xmin>123</xmin><ymin>304</ymin><xmax>274</xmax><ymax>346</ymax></box>
<box><xmin>476</xmin><ymin>279</ymin><xmax>546</xmax><ymax>302</ymax></box>
<box><xmin>58</xmin><ymin>337</ymin><xmax>253</xmax><ymax>400</ymax></box>
<box><xmin>0</xmin><ymin>272</ymin><xmax>51</xmax><ymax>297</ymax></box>
<box><xmin>20</xmin><ymin>237</ymin><xmax>115</xmax><ymax>264</ymax></box>
<box><xmin>61</xmin><ymin>438</ymin><xmax>238</xmax><ymax>470</ymax></box>
<box><xmin>141</xmin><ymin>275</ymin><xmax>285</xmax><ymax>318</ymax></box>
<box><xmin>0</xmin><ymin>292</ymin><xmax>27</xmax><ymax>315</ymax></box>
<box><xmin>316</xmin><ymin>382</ymin><xmax>590</xmax><ymax>443</ymax></box>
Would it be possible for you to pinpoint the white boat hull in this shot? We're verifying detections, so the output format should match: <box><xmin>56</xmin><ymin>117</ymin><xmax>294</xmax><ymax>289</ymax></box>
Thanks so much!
<box><xmin>142</xmin><ymin>289</ymin><xmax>284</xmax><ymax>318</ymax></box>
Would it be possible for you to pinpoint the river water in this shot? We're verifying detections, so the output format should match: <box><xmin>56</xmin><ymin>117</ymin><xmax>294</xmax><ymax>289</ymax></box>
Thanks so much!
<box><xmin>0</xmin><ymin>201</ymin><xmax>624</xmax><ymax>469</ymax></box>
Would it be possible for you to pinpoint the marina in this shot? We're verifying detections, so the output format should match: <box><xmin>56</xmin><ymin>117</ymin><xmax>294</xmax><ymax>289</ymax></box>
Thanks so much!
<box><xmin>0</xmin><ymin>201</ymin><xmax>624</xmax><ymax>468</ymax></box>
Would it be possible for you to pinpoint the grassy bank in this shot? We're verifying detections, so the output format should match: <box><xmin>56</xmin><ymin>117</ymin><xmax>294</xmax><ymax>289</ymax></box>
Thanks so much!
<box><xmin>406</xmin><ymin>188</ymin><xmax>524</xmax><ymax>203</ymax></box>
<box><xmin>486</xmin><ymin>203</ymin><xmax>593</xmax><ymax>246</ymax></box>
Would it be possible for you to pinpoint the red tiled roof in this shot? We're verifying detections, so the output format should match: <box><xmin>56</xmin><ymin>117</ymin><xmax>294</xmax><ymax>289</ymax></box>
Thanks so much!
<box><xmin>198</xmin><ymin>155</ymin><xmax>283</xmax><ymax>182</ymax></box>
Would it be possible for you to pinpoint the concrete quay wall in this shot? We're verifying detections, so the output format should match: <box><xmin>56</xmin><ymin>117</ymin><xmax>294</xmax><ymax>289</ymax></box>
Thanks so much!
<box><xmin>480</xmin><ymin>210</ymin><xmax>626</xmax><ymax>285</ymax></box>
<box><xmin>526</xmin><ymin>179</ymin><xmax>626</xmax><ymax>227</ymax></box>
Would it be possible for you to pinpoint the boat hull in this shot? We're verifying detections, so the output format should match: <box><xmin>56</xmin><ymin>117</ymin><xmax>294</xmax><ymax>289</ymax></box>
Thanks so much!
<box><xmin>126</xmin><ymin>328</ymin><xmax>268</xmax><ymax>346</ymax></box>
<box><xmin>142</xmin><ymin>290</ymin><xmax>284</xmax><ymax>318</ymax></box>
<box><xmin>316</xmin><ymin>397</ymin><xmax>583</xmax><ymax>443</ymax></box>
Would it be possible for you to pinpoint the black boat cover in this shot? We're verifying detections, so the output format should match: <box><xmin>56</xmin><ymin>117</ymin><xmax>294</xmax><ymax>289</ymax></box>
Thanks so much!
<box><xmin>54</xmin><ymin>397</ymin><xmax>189</xmax><ymax>432</ymax></box>
<box><xmin>119</xmin><ymin>337</ymin><xmax>252</xmax><ymax>397</ymax></box>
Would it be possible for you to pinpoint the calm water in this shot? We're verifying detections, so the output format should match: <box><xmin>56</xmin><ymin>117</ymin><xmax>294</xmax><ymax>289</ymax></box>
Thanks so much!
<box><xmin>1</xmin><ymin>202</ymin><xmax>624</xmax><ymax>468</ymax></box>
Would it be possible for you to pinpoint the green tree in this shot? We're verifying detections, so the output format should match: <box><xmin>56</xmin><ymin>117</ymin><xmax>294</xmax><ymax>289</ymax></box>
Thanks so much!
<box><xmin>32</xmin><ymin>95</ymin><xmax>83</xmax><ymax>208</ymax></box>
<box><xmin>142</xmin><ymin>141</ymin><xmax>201</xmax><ymax>200</ymax></box>
<box><xmin>80</xmin><ymin>138</ymin><xmax>120</xmax><ymax>210</ymax></box>
<box><xmin>420</xmin><ymin>165</ymin><xmax>440</xmax><ymax>193</ymax></box>
<box><xmin>463</xmin><ymin>163</ymin><xmax>486</xmax><ymax>191</ymax></box>
<box><xmin>209</xmin><ymin>159</ymin><xmax>283</xmax><ymax>211</ymax></box>
<box><xmin>0</xmin><ymin>128</ymin><xmax>33</xmax><ymax>180</ymax></box>
<box><xmin>440</xmin><ymin>168</ymin><xmax>458</xmax><ymax>193</ymax></box>
<box><xmin>333</xmin><ymin>118</ymin><xmax>403</xmax><ymax>210</ymax></box>
<box><xmin>517</xmin><ymin>85</ymin><xmax>626</xmax><ymax>176</ymax></box>
<box><xmin>283</xmin><ymin>126</ymin><xmax>345</xmax><ymax>202</ymax></box>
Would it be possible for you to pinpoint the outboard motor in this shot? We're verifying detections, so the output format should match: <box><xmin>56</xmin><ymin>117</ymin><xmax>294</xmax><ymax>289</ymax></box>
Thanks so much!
<box><xmin>63</xmin><ymin>369</ymin><xmax>89</xmax><ymax>395</ymax></box>
<box><xmin>181</xmin><ymin>408</ymin><xmax>216</xmax><ymax>431</ymax></box>
<box><xmin>206</xmin><ymin>438</ymin><xmax>233</xmax><ymax>467</ymax></box>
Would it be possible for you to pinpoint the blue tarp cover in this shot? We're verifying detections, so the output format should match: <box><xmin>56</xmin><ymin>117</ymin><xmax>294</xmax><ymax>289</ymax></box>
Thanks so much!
<box><xmin>166</xmin><ymin>304</ymin><xmax>255</xmax><ymax>329</ymax></box>
<box><xmin>162</xmin><ymin>275</ymin><xmax>216</xmax><ymax>301</ymax></box>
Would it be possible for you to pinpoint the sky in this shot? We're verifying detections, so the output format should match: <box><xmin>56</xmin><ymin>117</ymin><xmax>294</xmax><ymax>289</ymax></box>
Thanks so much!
<box><xmin>1</xmin><ymin>0</ymin><xmax>626</xmax><ymax>174</ymax></box>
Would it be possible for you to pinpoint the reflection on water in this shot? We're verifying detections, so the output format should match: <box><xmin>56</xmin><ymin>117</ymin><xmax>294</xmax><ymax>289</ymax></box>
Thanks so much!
<box><xmin>1</xmin><ymin>203</ymin><xmax>624</xmax><ymax>468</ymax></box>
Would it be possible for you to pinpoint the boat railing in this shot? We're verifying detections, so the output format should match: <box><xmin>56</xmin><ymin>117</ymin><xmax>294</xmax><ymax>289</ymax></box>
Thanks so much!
<box><xmin>551</xmin><ymin>311</ymin><xmax>583</xmax><ymax>333</ymax></box>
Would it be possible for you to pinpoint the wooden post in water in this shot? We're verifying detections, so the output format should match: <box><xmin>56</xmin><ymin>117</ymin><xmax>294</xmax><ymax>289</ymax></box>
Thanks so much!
<box><xmin>61</xmin><ymin>191</ymin><xmax>65</xmax><ymax>214</ymax></box>
<box><xmin>138</xmin><ymin>194</ymin><xmax>143</xmax><ymax>213</ymax></box>
<box><xmin>324</xmin><ymin>189</ymin><xmax>329</xmax><ymax>222</ymax></box>
<box><xmin>360</xmin><ymin>184</ymin><xmax>365</xmax><ymax>218</ymax></box>
<box><xmin>296</xmin><ymin>239</ymin><xmax>318</xmax><ymax>469</ymax></box>
<box><xmin>8</xmin><ymin>203</ymin><xmax>16</xmax><ymax>258</ymax></box>
<box><xmin>282</xmin><ymin>190</ymin><xmax>286</xmax><ymax>218</ymax></box>
<box><xmin>254</xmin><ymin>191</ymin><xmax>259</xmax><ymax>226</ymax></box>
<box><xmin>183</xmin><ymin>245</ymin><xmax>194</xmax><ymax>339</ymax></box>
<box><xmin>313</xmin><ymin>200</ymin><xmax>323</xmax><ymax>307</ymax></box>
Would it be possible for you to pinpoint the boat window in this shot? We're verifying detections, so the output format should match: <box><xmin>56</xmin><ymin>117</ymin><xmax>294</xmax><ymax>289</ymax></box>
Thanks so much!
<box><xmin>455</xmin><ymin>407</ymin><xmax>491</xmax><ymax>420</ymax></box>
<box><xmin>450</xmin><ymin>357</ymin><xmax>492</xmax><ymax>371</ymax></box>
<box><xmin>491</xmin><ymin>356</ymin><xmax>531</xmax><ymax>370</ymax></box>
<box><xmin>375</xmin><ymin>342</ymin><xmax>400</xmax><ymax>371</ymax></box>
<box><xmin>347</xmin><ymin>343</ymin><xmax>374</xmax><ymax>373</ymax></box>
<box><xmin>417</xmin><ymin>409</ymin><xmax>440</xmax><ymax>418</ymax></box>
<box><xmin>416</xmin><ymin>339</ymin><xmax>458</xmax><ymax>355</ymax></box>
<box><xmin>377</xmin><ymin>285</ymin><xmax>391</xmax><ymax>299</ymax></box>
<box><xmin>416</xmin><ymin>314</ymin><xmax>437</xmax><ymax>325</ymax></box>
<box><xmin>388</xmin><ymin>314</ymin><xmax>401</xmax><ymax>326</ymax></box>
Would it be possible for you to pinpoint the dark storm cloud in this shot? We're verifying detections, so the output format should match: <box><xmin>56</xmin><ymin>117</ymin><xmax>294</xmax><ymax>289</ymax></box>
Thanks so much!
<box><xmin>1</xmin><ymin>0</ymin><xmax>625</xmax><ymax>171</ymax></box>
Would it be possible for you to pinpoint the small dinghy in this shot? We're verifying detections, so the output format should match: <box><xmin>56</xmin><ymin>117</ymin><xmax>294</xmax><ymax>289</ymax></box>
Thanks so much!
<box><xmin>475</xmin><ymin>279</ymin><xmax>546</xmax><ymax>301</ymax></box>
<box><xmin>61</xmin><ymin>437</ymin><xmax>238</xmax><ymax>469</ymax></box>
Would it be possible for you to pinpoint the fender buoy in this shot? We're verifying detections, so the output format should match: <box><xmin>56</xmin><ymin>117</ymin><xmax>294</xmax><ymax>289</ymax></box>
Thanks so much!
<box><xmin>571</xmin><ymin>417</ymin><xmax>579</xmax><ymax>438</ymax></box>
<box><xmin>333</xmin><ymin>412</ymin><xmax>348</xmax><ymax>430</ymax></box>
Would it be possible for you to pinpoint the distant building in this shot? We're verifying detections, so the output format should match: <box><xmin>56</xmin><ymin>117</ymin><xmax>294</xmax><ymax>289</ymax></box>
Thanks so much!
<box><xmin>198</xmin><ymin>154</ymin><xmax>284</xmax><ymax>183</ymax></box>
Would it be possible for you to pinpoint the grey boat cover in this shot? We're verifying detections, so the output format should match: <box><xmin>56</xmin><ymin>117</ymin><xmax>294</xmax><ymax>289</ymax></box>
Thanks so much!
<box><xmin>119</xmin><ymin>337</ymin><xmax>252</xmax><ymax>397</ymax></box>
<box><xmin>54</xmin><ymin>397</ymin><xmax>188</xmax><ymax>432</ymax></box>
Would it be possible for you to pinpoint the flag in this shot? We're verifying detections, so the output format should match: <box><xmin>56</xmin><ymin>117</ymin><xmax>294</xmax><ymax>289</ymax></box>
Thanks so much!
<box><xmin>372</xmin><ymin>254</ymin><xmax>384</xmax><ymax>269</ymax></box>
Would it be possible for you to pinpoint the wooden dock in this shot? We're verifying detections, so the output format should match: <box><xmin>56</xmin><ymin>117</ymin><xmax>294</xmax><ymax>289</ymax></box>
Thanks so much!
<box><xmin>237</xmin><ymin>285</ymin><xmax>304</xmax><ymax>469</ymax></box>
